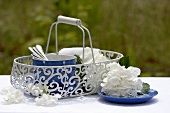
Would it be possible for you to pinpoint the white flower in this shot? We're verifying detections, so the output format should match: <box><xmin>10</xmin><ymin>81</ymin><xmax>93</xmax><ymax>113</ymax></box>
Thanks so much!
<box><xmin>59</xmin><ymin>47</ymin><xmax>108</xmax><ymax>63</ymax></box>
<box><xmin>136</xmin><ymin>79</ymin><xmax>143</xmax><ymax>90</ymax></box>
<box><xmin>101</xmin><ymin>62</ymin><xmax>142</xmax><ymax>97</ymax></box>
<box><xmin>0</xmin><ymin>86</ymin><xmax>25</xmax><ymax>104</ymax></box>
<box><xmin>0</xmin><ymin>86</ymin><xmax>15</xmax><ymax>95</ymax></box>
<box><xmin>35</xmin><ymin>94</ymin><xmax>61</xmax><ymax>106</ymax></box>
<box><xmin>80</xmin><ymin>47</ymin><xmax>108</xmax><ymax>64</ymax></box>
<box><xmin>27</xmin><ymin>83</ymin><xmax>43</xmax><ymax>96</ymax></box>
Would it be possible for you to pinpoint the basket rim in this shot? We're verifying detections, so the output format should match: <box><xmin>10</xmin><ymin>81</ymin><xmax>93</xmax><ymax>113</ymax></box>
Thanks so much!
<box><xmin>13</xmin><ymin>49</ymin><xmax>123</xmax><ymax>68</ymax></box>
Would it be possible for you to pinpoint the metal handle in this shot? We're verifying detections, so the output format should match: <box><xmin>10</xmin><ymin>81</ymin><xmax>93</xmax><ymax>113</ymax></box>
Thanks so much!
<box><xmin>58</xmin><ymin>15</ymin><xmax>82</xmax><ymax>26</ymax></box>
<box><xmin>45</xmin><ymin>15</ymin><xmax>95</xmax><ymax>64</ymax></box>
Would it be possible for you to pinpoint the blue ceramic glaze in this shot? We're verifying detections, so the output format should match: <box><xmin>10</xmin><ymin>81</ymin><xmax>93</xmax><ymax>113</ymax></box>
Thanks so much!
<box><xmin>32</xmin><ymin>54</ymin><xmax>77</xmax><ymax>66</ymax></box>
<box><xmin>98</xmin><ymin>89</ymin><xmax>158</xmax><ymax>104</ymax></box>
<box><xmin>32</xmin><ymin>54</ymin><xmax>77</xmax><ymax>95</ymax></box>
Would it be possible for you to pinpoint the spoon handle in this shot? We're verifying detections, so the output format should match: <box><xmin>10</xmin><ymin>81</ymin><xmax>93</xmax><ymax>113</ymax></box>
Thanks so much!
<box><xmin>36</xmin><ymin>45</ymin><xmax>48</xmax><ymax>60</ymax></box>
<box><xmin>28</xmin><ymin>47</ymin><xmax>45</xmax><ymax>60</ymax></box>
<box><xmin>31</xmin><ymin>54</ymin><xmax>44</xmax><ymax>60</ymax></box>
<box><xmin>32</xmin><ymin>47</ymin><xmax>45</xmax><ymax>59</ymax></box>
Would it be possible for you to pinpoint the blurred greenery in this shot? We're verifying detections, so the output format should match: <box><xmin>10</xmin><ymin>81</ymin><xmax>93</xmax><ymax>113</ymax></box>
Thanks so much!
<box><xmin>0</xmin><ymin>0</ymin><xmax>170</xmax><ymax>76</ymax></box>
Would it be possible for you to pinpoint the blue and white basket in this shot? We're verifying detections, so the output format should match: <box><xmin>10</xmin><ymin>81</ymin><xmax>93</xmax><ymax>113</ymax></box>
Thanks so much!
<box><xmin>10</xmin><ymin>16</ymin><xmax>123</xmax><ymax>98</ymax></box>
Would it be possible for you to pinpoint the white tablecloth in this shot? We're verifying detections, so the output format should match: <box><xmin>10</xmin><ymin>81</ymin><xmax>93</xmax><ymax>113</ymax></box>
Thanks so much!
<box><xmin>0</xmin><ymin>75</ymin><xmax>169</xmax><ymax>113</ymax></box>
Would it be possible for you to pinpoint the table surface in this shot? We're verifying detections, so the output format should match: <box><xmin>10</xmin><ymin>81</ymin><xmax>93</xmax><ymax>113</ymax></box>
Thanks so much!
<box><xmin>0</xmin><ymin>75</ymin><xmax>169</xmax><ymax>113</ymax></box>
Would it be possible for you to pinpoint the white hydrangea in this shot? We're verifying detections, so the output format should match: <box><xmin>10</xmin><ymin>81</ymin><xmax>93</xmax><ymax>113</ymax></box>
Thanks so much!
<box><xmin>101</xmin><ymin>62</ymin><xmax>143</xmax><ymax>97</ymax></box>
<box><xmin>59</xmin><ymin>47</ymin><xmax>108</xmax><ymax>64</ymax></box>
<box><xmin>0</xmin><ymin>86</ymin><xmax>25</xmax><ymax>104</ymax></box>
<box><xmin>35</xmin><ymin>94</ymin><xmax>61</xmax><ymax>106</ymax></box>
<box><xmin>80</xmin><ymin>47</ymin><xmax>108</xmax><ymax>64</ymax></box>
<box><xmin>27</xmin><ymin>83</ymin><xmax>43</xmax><ymax>96</ymax></box>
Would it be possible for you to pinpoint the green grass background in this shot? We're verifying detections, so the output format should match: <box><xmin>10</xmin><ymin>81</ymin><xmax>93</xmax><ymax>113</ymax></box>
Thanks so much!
<box><xmin>0</xmin><ymin>0</ymin><xmax>170</xmax><ymax>76</ymax></box>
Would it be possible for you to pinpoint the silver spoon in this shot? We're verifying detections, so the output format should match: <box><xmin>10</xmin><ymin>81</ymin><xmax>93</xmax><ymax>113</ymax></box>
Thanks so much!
<box><xmin>31</xmin><ymin>54</ymin><xmax>44</xmax><ymax>60</ymax></box>
<box><xmin>35</xmin><ymin>45</ymin><xmax>48</xmax><ymax>60</ymax></box>
<box><xmin>32</xmin><ymin>47</ymin><xmax>45</xmax><ymax>59</ymax></box>
<box><xmin>28</xmin><ymin>47</ymin><xmax>42</xmax><ymax>58</ymax></box>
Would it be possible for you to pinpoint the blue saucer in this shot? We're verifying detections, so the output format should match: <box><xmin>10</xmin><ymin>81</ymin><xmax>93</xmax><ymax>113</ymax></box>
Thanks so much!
<box><xmin>98</xmin><ymin>89</ymin><xmax>158</xmax><ymax>104</ymax></box>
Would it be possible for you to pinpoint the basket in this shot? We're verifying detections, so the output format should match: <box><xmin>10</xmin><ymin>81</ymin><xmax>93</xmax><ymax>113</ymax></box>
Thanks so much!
<box><xmin>10</xmin><ymin>16</ymin><xmax>123</xmax><ymax>98</ymax></box>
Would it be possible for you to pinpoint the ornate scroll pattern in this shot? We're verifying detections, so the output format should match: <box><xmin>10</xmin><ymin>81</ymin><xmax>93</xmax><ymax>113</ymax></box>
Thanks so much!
<box><xmin>10</xmin><ymin>50</ymin><xmax>123</xmax><ymax>98</ymax></box>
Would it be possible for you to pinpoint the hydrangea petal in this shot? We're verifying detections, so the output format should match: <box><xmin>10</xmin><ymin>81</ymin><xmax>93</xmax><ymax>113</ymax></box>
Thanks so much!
<box><xmin>101</xmin><ymin>62</ymin><xmax>143</xmax><ymax>97</ymax></box>
<box><xmin>35</xmin><ymin>93</ymin><xmax>61</xmax><ymax>106</ymax></box>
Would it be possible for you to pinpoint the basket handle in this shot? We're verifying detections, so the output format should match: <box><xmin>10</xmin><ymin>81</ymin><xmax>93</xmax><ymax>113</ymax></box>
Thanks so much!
<box><xmin>45</xmin><ymin>15</ymin><xmax>95</xmax><ymax>64</ymax></box>
<box><xmin>57</xmin><ymin>15</ymin><xmax>82</xmax><ymax>26</ymax></box>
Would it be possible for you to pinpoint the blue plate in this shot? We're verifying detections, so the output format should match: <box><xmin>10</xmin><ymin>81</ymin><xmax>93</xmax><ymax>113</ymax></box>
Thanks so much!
<box><xmin>98</xmin><ymin>89</ymin><xmax>158</xmax><ymax>104</ymax></box>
